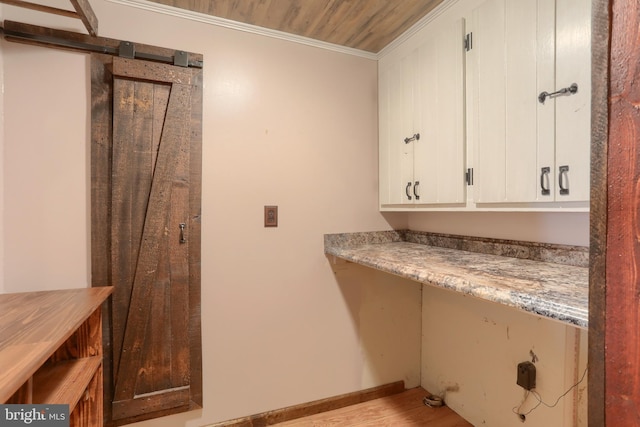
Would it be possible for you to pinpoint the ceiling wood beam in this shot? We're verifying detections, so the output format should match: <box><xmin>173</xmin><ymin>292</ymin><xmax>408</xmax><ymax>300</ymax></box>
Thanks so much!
<box><xmin>69</xmin><ymin>0</ymin><xmax>98</xmax><ymax>36</ymax></box>
<box><xmin>0</xmin><ymin>0</ymin><xmax>79</xmax><ymax>19</ymax></box>
<box><xmin>0</xmin><ymin>0</ymin><xmax>98</xmax><ymax>36</ymax></box>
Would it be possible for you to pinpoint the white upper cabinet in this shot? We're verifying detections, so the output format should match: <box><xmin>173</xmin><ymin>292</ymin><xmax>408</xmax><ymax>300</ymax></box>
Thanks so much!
<box><xmin>470</xmin><ymin>0</ymin><xmax>591</xmax><ymax>205</ymax></box>
<box><xmin>378</xmin><ymin>0</ymin><xmax>590</xmax><ymax>211</ymax></box>
<box><xmin>379</xmin><ymin>18</ymin><xmax>466</xmax><ymax>208</ymax></box>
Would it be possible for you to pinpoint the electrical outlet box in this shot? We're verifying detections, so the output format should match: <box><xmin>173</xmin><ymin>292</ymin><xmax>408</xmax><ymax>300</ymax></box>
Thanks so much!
<box><xmin>517</xmin><ymin>361</ymin><xmax>536</xmax><ymax>390</ymax></box>
<box><xmin>264</xmin><ymin>206</ymin><xmax>278</xmax><ymax>227</ymax></box>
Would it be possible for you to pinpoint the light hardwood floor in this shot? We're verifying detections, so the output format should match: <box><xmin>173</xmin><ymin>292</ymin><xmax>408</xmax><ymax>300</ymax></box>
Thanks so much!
<box><xmin>275</xmin><ymin>388</ymin><xmax>472</xmax><ymax>426</ymax></box>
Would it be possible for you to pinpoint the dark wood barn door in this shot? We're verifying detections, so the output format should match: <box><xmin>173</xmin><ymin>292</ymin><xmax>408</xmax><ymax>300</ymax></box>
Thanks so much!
<box><xmin>91</xmin><ymin>54</ymin><xmax>202</xmax><ymax>425</ymax></box>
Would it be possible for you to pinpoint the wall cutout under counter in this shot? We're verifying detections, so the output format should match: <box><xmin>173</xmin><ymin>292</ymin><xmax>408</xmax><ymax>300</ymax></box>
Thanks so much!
<box><xmin>324</xmin><ymin>230</ymin><xmax>588</xmax><ymax>328</ymax></box>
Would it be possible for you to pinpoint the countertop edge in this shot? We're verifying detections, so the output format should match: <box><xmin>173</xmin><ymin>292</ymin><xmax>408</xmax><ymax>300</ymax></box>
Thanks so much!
<box><xmin>325</xmin><ymin>233</ymin><xmax>588</xmax><ymax>329</ymax></box>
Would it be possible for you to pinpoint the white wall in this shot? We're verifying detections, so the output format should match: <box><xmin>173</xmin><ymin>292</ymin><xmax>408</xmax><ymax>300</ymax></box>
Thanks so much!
<box><xmin>409</xmin><ymin>212</ymin><xmax>589</xmax><ymax>246</ymax></box>
<box><xmin>2</xmin><ymin>42</ymin><xmax>89</xmax><ymax>292</ymax></box>
<box><xmin>0</xmin><ymin>1</ymin><xmax>415</xmax><ymax>425</ymax></box>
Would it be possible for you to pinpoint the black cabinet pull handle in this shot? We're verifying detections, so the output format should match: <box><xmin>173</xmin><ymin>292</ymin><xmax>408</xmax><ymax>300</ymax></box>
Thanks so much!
<box><xmin>559</xmin><ymin>165</ymin><xmax>570</xmax><ymax>195</ymax></box>
<box><xmin>404</xmin><ymin>133</ymin><xmax>420</xmax><ymax>144</ymax></box>
<box><xmin>405</xmin><ymin>182</ymin><xmax>412</xmax><ymax>200</ymax></box>
<box><xmin>413</xmin><ymin>181</ymin><xmax>420</xmax><ymax>200</ymax></box>
<box><xmin>538</xmin><ymin>83</ymin><xmax>578</xmax><ymax>104</ymax></box>
<box><xmin>540</xmin><ymin>167</ymin><xmax>550</xmax><ymax>196</ymax></box>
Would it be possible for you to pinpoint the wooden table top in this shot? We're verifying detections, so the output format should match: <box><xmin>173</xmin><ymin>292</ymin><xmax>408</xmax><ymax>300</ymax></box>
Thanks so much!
<box><xmin>0</xmin><ymin>287</ymin><xmax>113</xmax><ymax>402</ymax></box>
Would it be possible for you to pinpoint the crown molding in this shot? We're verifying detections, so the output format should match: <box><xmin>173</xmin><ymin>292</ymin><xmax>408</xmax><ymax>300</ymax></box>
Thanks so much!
<box><xmin>105</xmin><ymin>0</ymin><xmax>379</xmax><ymax>60</ymax></box>
<box><xmin>105</xmin><ymin>0</ymin><xmax>459</xmax><ymax>60</ymax></box>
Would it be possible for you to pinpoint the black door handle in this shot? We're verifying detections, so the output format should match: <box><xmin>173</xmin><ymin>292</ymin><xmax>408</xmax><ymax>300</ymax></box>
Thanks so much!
<box><xmin>179</xmin><ymin>223</ymin><xmax>187</xmax><ymax>243</ymax></box>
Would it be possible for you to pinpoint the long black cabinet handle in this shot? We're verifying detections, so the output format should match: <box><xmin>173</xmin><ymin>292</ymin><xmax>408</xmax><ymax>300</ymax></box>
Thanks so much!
<box><xmin>413</xmin><ymin>181</ymin><xmax>420</xmax><ymax>201</ymax></box>
<box><xmin>540</xmin><ymin>167</ymin><xmax>550</xmax><ymax>196</ymax></box>
<box><xmin>404</xmin><ymin>133</ymin><xmax>420</xmax><ymax>144</ymax></box>
<box><xmin>538</xmin><ymin>83</ymin><xmax>578</xmax><ymax>104</ymax></box>
<box><xmin>405</xmin><ymin>182</ymin><xmax>412</xmax><ymax>200</ymax></box>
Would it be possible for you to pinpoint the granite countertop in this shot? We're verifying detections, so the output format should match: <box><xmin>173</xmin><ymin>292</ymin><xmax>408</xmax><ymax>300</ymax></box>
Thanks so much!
<box><xmin>324</xmin><ymin>231</ymin><xmax>588</xmax><ymax>329</ymax></box>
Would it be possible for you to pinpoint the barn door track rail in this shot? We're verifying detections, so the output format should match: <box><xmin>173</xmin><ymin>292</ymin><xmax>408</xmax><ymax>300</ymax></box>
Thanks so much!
<box><xmin>0</xmin><ymin>20</ymin><xmax>203</xmax><ymax>68</ymax></box>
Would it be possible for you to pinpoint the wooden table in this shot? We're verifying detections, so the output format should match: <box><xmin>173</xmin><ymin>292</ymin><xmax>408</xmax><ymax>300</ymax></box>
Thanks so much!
<box><xmin>0</xmin><ymin>287</ymin><xmax>112</xmax><ymax>427</ymax></box>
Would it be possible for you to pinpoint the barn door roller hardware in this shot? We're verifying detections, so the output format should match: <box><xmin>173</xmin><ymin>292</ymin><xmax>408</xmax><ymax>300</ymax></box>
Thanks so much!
<box><xmin>0</xmin><ymin>20</ymin><xmax>203</xmax><ymax>68</ymax></box>
<box><xmin>118</xmin><ymin>41</ymin><xmax>190</xmax><ymax>67</ymax></box>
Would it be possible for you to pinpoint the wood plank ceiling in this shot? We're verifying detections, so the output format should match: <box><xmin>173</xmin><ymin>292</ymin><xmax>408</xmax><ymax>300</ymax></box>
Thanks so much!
<box><xmin>146</xmin><ymin>0</ymin><xmax>445</xmax><ymax>53</ymax></box>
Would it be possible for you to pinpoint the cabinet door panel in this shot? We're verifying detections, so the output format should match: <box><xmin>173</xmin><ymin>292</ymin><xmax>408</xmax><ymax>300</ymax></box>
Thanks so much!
<box><xmin>379</xmin><ymin>63</ymin><xmax>407</xmax><ymax>205</ymax></box>
<box><xmin>416</xmin><ymin>19</ymin><xmax>466</xmax><ymax>204</ymax></box>
<box><xmin>417</xmin><ymin>39</ymin><xmax>438</xmax><ymax>202</ymax></box>
<box><xmin>474</xmin><ymin>0</ymin><xmax>507</xmax><ymax>203</ymax></box>
<box><xmin>401</xmin><ymin>53</ymin><xmax>418</xmax><ymax>203</ymax></box>
<box><xmin>505</xmin><ymin>0</ymin><xmax>541</xmax><ymax>202</ymax></box>
<box><xmin>535</xmin><ymin>0</ymin><xmax>557</xmax><ymax>201</ymax></box>
<box><xmin>476</xmin><ymin>0</ymin><xmax>555</xmax><ymax>203</ymax></box>
<box><xmin>555</xmin><ymin>0</ymin><xmax>591</xmax><ymax>201</ymax></box>
<box><xmin>378</xmin><ymin>65</ymin><xmax>393</xmax><ymax>205</ymax></box>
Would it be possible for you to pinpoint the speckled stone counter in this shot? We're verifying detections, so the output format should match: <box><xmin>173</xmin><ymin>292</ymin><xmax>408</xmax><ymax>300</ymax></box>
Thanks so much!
<box><xmin>324</xmin><ymin>230</ymin><xmax>588</xmax><ymax>329</ymax></box>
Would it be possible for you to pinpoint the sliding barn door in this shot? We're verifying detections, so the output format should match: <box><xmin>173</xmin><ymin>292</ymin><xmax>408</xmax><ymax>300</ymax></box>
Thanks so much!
<box><xmin>91</xmin><ymin>54</ymin><xmax>202</xmax><ymax>425</ymax></box>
